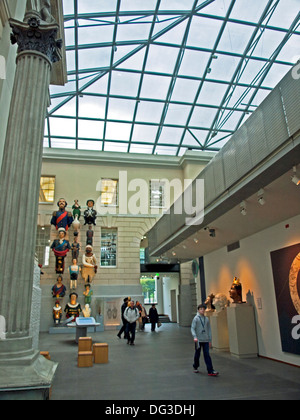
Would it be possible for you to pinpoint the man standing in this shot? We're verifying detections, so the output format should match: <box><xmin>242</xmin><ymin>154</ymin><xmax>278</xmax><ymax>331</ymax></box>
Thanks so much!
<box><xmin>148</xmin><ymin>304</ymin><xmax>159</xmax><ymax>332</ymax></box>
<box><xmin>191</xmin><ymin>304</ymin><xmax>219</xmax><ymax>377</ymax></box>
<box><xmin>117</xmin><ymin>297</ymin><xmax>129</xmax><ymax>339</ymax></box>
<box><xmin>124</xmin><ymin>300</ymin><xmax>139</xmax><ymax>345</ymax></box>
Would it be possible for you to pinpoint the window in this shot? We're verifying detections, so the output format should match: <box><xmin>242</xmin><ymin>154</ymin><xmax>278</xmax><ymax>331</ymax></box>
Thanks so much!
<box><xmin>100</xmin><ymin>228</ymin><xmax>117</xmax><ymax>267</ymax></box>
<box><xmin>140</xmin><ymin>248</ymin><xmax>145</xmax><ymax>264</ymax></box>
<box><xmin>150</xmin><ymin>180</ymin><xmax>165</xmax><ymax>208</ymax></box>
<box><xmin>140</xmin><ymin>276</ymin><xmax>158</xmax><ymax>304</ymax></box>
<box><xmin>100</xmin><ymin>178</ymin><xmax>118</xmax><ymax>206</ymax></box>
<box><xmin>35</xmin><ymin>226</ymin><xmax>51</xmax><ymax>266</ymax></box>
<box><xmin>39</xmin><ymin>176</ymin><xmax>55</xmax><ymax>204</ymax></box>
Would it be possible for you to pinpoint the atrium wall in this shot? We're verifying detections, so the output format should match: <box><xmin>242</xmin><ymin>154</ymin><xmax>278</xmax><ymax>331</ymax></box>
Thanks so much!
<box><xmin>38</xmin><ymin>152</ymin><xmax>210</xmax><ymax>331</ymax></box>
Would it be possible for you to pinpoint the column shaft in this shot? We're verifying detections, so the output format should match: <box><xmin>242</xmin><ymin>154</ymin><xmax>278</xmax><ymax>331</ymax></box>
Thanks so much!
<box><xmin>0</xmin><ymin>50</ymin><xmax>51</xmax><ymax>339</ymax></box>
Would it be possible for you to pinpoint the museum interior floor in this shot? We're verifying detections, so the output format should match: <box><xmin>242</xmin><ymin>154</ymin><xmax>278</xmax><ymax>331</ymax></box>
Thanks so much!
<box><xmin>39</xmin><ymin>323</ymin><xmax>300</xmax><ymax>401</ymax></box>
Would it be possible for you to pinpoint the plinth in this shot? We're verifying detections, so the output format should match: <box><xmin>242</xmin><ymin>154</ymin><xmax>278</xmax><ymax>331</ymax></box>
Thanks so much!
<box><xmin>211</xmin><ymin>309</ymin><xmax>229</xmax><ymax>352</ymax></box>
<box><xmin>227</xmin><ymin>303</ymin><xmax>258</xmax><ymax>358</ymax></box>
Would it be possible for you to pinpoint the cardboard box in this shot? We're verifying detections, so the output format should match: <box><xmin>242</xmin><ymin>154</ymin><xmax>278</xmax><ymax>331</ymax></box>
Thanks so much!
<box><xmin>78</xmin><ymin>351</ymin><xmax>93</xmax><ymax>367</ymax></box>
<box><xmin>78</xmin><ymin>337</ymin><xmax>92</xmax><ymax>352</ymax></box>
<box><xmin>93</xmin><ymin>343</ymin><xmax>108</xmax><ymax>364</ymax></box>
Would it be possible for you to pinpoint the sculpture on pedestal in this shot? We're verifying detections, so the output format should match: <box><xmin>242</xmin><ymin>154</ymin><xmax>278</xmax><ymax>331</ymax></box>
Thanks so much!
<box><xmin>86</xmin><ymin>225</ymin><xmax>94</xmax><ymax>246</ymax></box>
<box><xmin>64</xmin><ymin>292</ymin><xmax>82</xmax><ymax>320</ymax></box>
<box><xmin>71</xmin><ymin>236</ymin><xmax>80</xmax><ymax>261</ymax></box>
<box><xmin>83</xmin><ymin>283</ymin><xmax>93</xmax><ymax>307</ymax></box>
<box><xmin>72</xmin><ymin>199</ymin><xmax>81</xmax><ymax>220</ymax></box>
<box><xmin>26</xmin><ymin>0</ymin><xmax>55</xmax><ymax>24</ymax></box>
<box><xmin>82</xmin><ymin>245</ymin><xmax>97</xmax><ymax>284</ymax></box>
<box><xmin>53</xmin><ymin>301</ymin><xmax>62</xmax><ymax>325</ymax></box>
<box><xmin>82</xmin><ymin>304</ymin><xmax>91</xmax><ymax>318</ymax></box>
<box><xmin>50</xmin><ymin>227</ymin><xmax>71</xmax><ymax>274</ymax></box>
<box><xmin>229</xmin><ymin>277</ymin><xmax>243</xmax><ymax>304</ymax></box>
<box><xmin>205</xmin><ymin>294</ymin><xmax>215</xmax><ymax>315</ymax></box>
<box><xmin>84</xmin><ymin>199</ymin><xmax>97</xmax><ymax>226</ymax></box>
<box><xmin>51</xmin><ymin>198</ymin><xmax>73</xmax><ymax>232</ymax></box>
<box><xmin>51</xmin><ymin>275</ymin><xmax>66</xmax><ymax>298</ymax></box>
<box><xmin>214</xmin><ymin>293</ymin><xmax>229</xmax><ymax>313</ymax></box>
<box><xmin>69</xmin><ymin>259</ymin><xmax>81</xmax><ymax>290</ymax></box>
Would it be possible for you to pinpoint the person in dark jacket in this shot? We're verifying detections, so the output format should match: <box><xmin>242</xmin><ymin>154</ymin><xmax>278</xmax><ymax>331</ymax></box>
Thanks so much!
<box><xmin>148</xmin><ymin>304</ymin><xmax>159</xmax><ymax>332</ymax></box>
<box><xmin>117</xmin><ymin>297</ymin><xmax>129</xmax><ymax>339</ymax></box>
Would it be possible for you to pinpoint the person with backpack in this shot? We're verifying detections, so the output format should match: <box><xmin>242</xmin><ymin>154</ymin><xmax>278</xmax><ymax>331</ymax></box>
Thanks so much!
<box><xmin>124</xmin><ymin>300</ymin><xmax>140</xmax><ymax>345</ymax></box>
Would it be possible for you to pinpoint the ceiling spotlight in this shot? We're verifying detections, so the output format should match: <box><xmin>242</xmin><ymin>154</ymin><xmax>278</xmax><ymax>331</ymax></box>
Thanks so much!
<box><xmin>291</xmin><ymin>175</ymin><xmax>300</xmax><ymax>185</ymax></box>
<box><xmin>193</xmin><ymin>238</ymin><xmax>199</xmax><ymax>244</ymax></box>
<box><xmin>240</xmin><ymin>201</ymin><xmax>247</xmax><ymax>216</ymax></box>
<box><xmin>257</xmin><ymin>189</ymin><xmax>266</xmax><ymax>205</ymax></box>
<box><xmin>291</xmin><ymin>166</ymin><xmax>300</xmax><ymax>185</ymax></box>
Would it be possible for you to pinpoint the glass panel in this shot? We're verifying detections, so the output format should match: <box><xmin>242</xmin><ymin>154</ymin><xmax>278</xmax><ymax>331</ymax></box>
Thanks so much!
<box><xmin>78</xmin><ymin>119</ymin><xmax>104</xmax><ymax>139</ymax></box>
<box><xmin>78</xmin><ymin>140</ymin><xmax>103</xmax><ymax>151</ymax></box>
<box><xmin>107</xmin><ymin>98</ymin><xmax>136</xmax><ymax>121</ymax></box>
<box><xmin>158</xmin><ymin>126</ymin><xmax>184</xmax><ymax>144</ymax></box>
<box><xmin>135</xmin><ymin>101</ymin><xmax>165</xmax><ymax>124</ymax></box>
<box><xmin>50</xmin><ymin>117</ymin><xmax>76</xmax><ymax>137</ymax></box>
<box><xmin>78</xmin><ymin>23</ymin><xmax>114</xmax><ymax>45</ymax></box>
<box><xmin>78</xmin><ymin>47</ymin><xmax>112</xmax><ymax>70</ymax></box>
<box><xmin>130</xmin><ymin>144</ymin><xmax>153</xmax><ymax>154</ymax></box>
<box><xmin>105</xmin><ymin>122</ymin><xmax>132</xmax><ymax>141</ymax></box>
<box><xmin>145</xmin><ymin>44</ymin><xmax>179</xmax><ymax>73</ymax></box>
<box><xmin>51</xmin><ymin>139</ymin><xmax>76</xmax><ymax>149</ymax></box>
<box><xmin>104</xmin><ymin>142</ymin><xmax>129</xmax><ymax>153</ymax></box>
<box><xmin>187</xmin><ymin>16</ymin><xmax>223</xmax><ymax>49</ymax></box>
<box><xmin>189</xmin><ymin>106</ymin><xmax>217</xmax><ymax>128</ymax></box>
<box><xmin>230</xmin><ymin>0</ymin><xmax>269</xmax><ymax>22</ymax></box>
<box><xmin>131</xmin><ymin>124</ymin><xmax>158</xmax><ymax>142</ymax></box>
<box><xmin>171</xmin><ymin>78</ymin><xmax>200</xmax><ymax>102</ymax></box>
<box><xmin>140</xmin><ymin>74</ymin><xmax>171</xmax><ymax>100</ymax></box>
<box><xmin>197</xmin><ymin>81</ymin><xmax>229</xmax><ymax>106</ymax></box>
<box><xmin>78</xmin><ymin>0</ymin><xmax>117</xmax><ymax>14</ymax></box>
<box><xmin>217</xmin><ymin>22</ymin><xmax>255</xmax><ymax>55</ymax></box>
<box><xmin>164</xmin><ymin>104</ymin><xmax>192</xmax><ymax>125</ymax></box>
<box><xmin>78</xmin><ymin>95</ymin><xmax>106</xmax><ymax>119</ymax></box>
<box><xmin>178</xmin><ymin>49</ymin><xmax>210</xmax><ymax>77</ymax></box>
<box><xmin>110</xmin><ymin>71</ymin><xmax>140</xmax><ymax>97</ymax></box>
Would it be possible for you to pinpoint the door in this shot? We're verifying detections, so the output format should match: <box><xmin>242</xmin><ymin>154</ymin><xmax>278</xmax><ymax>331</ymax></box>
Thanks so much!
<box><xmin>170</xmin><ymin>289</ymin><xmax>177</xmax><ymax>323</ymax></box>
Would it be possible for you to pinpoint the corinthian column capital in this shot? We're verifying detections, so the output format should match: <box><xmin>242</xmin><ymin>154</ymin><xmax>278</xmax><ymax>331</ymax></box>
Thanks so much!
<box><xmin>9</xmin><ymin>15</ymin><xmax>62</xmax><ymax>64</ymax></box>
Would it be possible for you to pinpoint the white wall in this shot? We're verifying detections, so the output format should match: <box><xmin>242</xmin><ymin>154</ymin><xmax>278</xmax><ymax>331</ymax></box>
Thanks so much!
<box><xmin>203</xmin><ymin>213</ymin><xmax>300</xmax><ymax>366</ymax></box>
<box><xmin>162</xmin><ymin>275</ymin><xmax>179</xmax><ymax>322</ymax></box>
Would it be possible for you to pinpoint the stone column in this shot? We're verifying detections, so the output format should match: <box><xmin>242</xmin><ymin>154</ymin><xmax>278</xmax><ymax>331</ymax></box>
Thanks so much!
<box><xmin>0</xmin><ymin>9</ymin><xmax>61</xmax><ymax>399</ymax></box>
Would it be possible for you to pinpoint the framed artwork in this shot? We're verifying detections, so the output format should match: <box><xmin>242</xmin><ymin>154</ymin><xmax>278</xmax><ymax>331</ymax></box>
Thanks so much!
<box><xmin>270</xmin><ymin>243</ymin><xmax>300</xmax><ymax>355</ymax></box>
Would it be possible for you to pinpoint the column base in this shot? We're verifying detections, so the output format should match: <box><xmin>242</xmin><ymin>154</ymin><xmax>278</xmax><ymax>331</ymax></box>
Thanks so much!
<box><xmin>0</xmin><ymin>353</ymin><xmax>58</xmax><ymax>400</ymax></box>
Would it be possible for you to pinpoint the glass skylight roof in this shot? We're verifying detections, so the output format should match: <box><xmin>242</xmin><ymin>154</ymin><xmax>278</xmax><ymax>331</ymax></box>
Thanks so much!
<box><xmin>45</xmin><ymin>0</ymin><xmax>300</xmax><ymax>156</ymax></box>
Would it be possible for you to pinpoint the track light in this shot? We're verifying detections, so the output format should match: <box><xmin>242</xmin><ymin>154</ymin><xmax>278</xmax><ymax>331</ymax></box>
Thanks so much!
<box><xmin>291</xmin><ymin>175</ymin><xmax>300</xmax><ymax>185</ymax></box>
<box><xmin>291</xmin><ymin>166</ymin><xmax>300</xmax><ymax>185</ymax></box>
<box><xmin>240</xmin><ymin>201</ymin><xmax>247</xmax><ymax>216</ymax></box>
<box><xmin>209</xmin><ymin>229</ymin><xmax>216</xmax><ymax>237</ymax></box>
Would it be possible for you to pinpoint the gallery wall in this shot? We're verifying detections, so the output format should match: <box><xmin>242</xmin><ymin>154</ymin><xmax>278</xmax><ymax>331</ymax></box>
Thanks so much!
<box><xmin>203</xmin><ymin>213</ymin><xmax>300</xmax><ymax>366</ymax></box>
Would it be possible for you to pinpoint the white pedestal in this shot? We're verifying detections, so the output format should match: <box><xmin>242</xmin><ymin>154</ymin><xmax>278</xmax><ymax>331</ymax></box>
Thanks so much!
<box><xmin>227</xmin><ymin>304</ymin><xmax>258</xmax><ymax>358</ymax></box>
<box><xmin>211</xmin><ymin>309</ymin><xmax>229</xmax><ymax>351</ymax></box>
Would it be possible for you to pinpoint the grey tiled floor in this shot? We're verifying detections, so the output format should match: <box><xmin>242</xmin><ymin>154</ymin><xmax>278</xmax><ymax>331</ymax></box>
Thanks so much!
<box><xmin>39</xmin><ymin>324</ymin><xmax>300</xmax><ymax>401</ymax></box>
